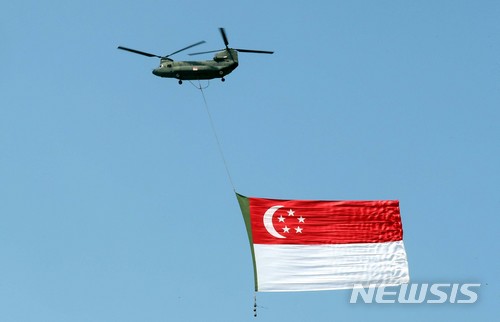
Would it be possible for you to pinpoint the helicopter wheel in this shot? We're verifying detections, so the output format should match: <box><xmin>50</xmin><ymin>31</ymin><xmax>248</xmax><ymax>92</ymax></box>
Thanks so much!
<box><xmin>221</xmin><ymin>77</ymin><xmax>225</xmax><ymax>82</ymax></box>
<box><xmin>178</xmin><ymin>80</ymin><xmax>183</xmax><ymax>85</ymax></box>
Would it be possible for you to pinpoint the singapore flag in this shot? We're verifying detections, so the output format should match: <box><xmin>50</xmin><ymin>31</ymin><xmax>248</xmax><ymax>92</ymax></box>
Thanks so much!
<box><xmin>236</xmin><ymin>193</ymin><xmax>410</xmax><ymax>292</ymax></box>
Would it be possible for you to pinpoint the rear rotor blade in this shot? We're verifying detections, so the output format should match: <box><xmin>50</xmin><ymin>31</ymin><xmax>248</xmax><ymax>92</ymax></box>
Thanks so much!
<box><xmin>117</xmin><ymin>46</ymin><xmax>162</xmax><ymax>58</ymax></box>
<box><xmin>189</xmin><ymin>28</ymin><xmax>274</xmax><ymax>58</ymax></box>
<box><xmin>189</xmin><ymin>48</ymin><xmax>274</xmax><ymax>56</ymax></box>
<box><xmin>235</xmin><ymin>48</ymin><xmax>274</xmax><ymax>54</ymax></box>
<box><xmin>219</xmin><ymin>28</ymin><xmax>230</xmax><ymax>47</ymax></box>
<box><xmin>218</xmin><ymin>28</ymin><xmax>236</xmax><ymax>61</ymax></box>
<box><xmin>165</xmin><ymin>40</ymin><xmax>206</xmax><ymax>58</ymax></box>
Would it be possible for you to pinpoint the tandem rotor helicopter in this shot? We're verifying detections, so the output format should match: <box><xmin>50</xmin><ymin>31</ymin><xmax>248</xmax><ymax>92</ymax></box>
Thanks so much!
<box><xmin>117</xmin><ymin>28</ymin><xmax>273</xmax><ymax>84</ymax></box>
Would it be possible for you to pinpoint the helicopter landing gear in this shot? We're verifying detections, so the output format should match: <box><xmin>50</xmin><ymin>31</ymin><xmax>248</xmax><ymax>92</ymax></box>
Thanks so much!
<box><xmin>178</xmin><ymin>80</ymin><xmax>183</xmax><ymax>85</ymax></box>
<box><xmin>221</xmin><ymin>77</ymin><xmax>225</xmax><ymax>82</ymax></box>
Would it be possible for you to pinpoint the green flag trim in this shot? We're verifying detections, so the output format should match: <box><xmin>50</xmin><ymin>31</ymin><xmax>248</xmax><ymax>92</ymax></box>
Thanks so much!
<box><xmin>235</xmin><ymin>192</ymin><xmax>258</xmax><ymax>291</ymax></box>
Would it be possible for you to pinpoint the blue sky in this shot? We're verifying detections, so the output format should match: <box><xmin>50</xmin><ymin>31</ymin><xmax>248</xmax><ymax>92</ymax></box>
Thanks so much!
<box><xmin>1</xmin><ymin>1</ymin><xmax>498</xmax><ymax>321</ymax></box>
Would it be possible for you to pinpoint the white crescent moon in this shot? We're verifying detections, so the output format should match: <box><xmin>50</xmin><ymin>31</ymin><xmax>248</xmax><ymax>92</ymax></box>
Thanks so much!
<box><xmin>263</xmin><ymin>205</ymin><xmax>286</xmax><ymax>238</ymax></box>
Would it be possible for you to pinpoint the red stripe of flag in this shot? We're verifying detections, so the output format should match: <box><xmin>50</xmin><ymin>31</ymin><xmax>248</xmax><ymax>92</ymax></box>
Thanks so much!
<box><xmin>249</xmin><ymin>197</ymin><xmax>403</xmax><ymax>245</ymax></box>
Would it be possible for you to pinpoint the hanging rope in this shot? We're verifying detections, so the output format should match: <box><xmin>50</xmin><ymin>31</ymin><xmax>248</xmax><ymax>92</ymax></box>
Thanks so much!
<box><xmin>188</xmin><ymin>80</ymin><xmax>210</xmax><ymax>90</ymax></box>
<box><xmin>194</xmin><ymin>81</ymin><xmax>236</xmax><ymax>191</ymax></box>
<box><xmin>194</xmin><ymin>80</ymin><xmax>257</xmax><ymax>313</ymax></box>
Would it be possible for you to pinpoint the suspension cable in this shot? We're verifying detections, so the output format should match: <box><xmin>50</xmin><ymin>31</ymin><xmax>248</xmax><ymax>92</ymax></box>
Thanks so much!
<box><xmin>194</xmin><ymin>81</ymin><xmax>236</xmax><ymax>191</ymax></box>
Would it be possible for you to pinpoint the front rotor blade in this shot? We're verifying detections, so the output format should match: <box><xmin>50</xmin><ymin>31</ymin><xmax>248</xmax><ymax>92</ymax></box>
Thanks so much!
<box><xmin>165</xmin><ymin>40</ymin><xmax>206</xmax><ymax>58</ymax></box>
<box><xmin>236</xmin><ymin>48</ymin><xmax>274</xmax><ymax>54</ymax></box>
<box><xmin>219</xmin><ymin>28</ymin><xmax>229</xmax><ymax>47</ymax></box>
<box><xmin>117</xmin><ymin>46</ymin><xmax>162</xmax><ymax>58</ymax></box>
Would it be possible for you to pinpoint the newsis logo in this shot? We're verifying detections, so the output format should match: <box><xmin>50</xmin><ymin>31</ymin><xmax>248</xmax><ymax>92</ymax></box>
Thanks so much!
<box><xmin>350</xmin><ymin>283</ymin><xmax>481</xmax><ymax>304</ymax></box>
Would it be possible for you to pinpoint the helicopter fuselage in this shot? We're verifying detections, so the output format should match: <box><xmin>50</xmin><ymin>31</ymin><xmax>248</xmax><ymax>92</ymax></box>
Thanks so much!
<box><xmin>118</xmin><ymin>28</ymin><xmax>272</xmax><ymax>84</ymax></box>
<box><xmin>152</xmin><ymin>50</ymin><xmax>239</xmax><ymax>81</ymax></box>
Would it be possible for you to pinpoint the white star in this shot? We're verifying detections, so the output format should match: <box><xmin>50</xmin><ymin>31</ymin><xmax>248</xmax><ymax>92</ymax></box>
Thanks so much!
<box><xmin>295</xmin><ymin>226</ymin><xmax>303</xmax><ymax>233</ymax></box>
<box><xmin>287</xmin><ymin>209</ymin><xmax>295</xmax><ymax>216</ymax></box>
<box><xmin>278</xmin><ymin>215</ymin><xmax>285</xmax><ymax>223</ymax></box>
<box><xmin>298</xmin><ymin>216</ymin><xmax>305</xmax><ymax>223</ymax></box>
<box><xmin>283</xmin><ymin>226</ymin><xmax>290</xmax><ymax>233</ymax></box>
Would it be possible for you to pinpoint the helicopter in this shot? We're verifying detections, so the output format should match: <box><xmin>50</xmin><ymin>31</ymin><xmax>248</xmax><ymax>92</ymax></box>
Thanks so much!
<box><xmin>117</xmin><ymin>28</ymin><xmax>273</xmax><ymax>84</ymax></box>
